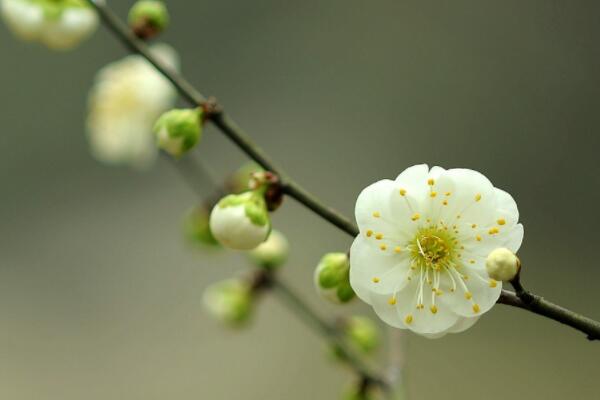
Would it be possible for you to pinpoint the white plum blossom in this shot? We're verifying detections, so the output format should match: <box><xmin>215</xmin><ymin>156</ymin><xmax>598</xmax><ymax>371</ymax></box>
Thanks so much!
<box><xmin>209</xmin><ymin>191</ymin><xmax>271</xmax><ymax>251</ymax></box>
<box><xmin>86</xmin><ymin>44</ymin><xmax>178</xmax><ymax>168</ymax></box>
<box><xmin>1</xmin><ymin>0</ymin><xmax>98</xmax><ymax>50</ymax></box>
<box><xmin>350</xmin><ymin>164</ymin><xmax>524</xmax><ymax>338</ymax></box>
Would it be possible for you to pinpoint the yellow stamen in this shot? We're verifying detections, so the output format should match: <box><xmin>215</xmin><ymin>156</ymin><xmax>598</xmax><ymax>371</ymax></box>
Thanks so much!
<box><xmin>411</xmin><ymin>213</ymin><xmax>420</xmax><ymax>221</ymax></box>
<box><xmin>488</xmin><ymin>227</ymin><xmax>499</xmax><ymax>235</ymax></box>
<box><xmin>404</xmin><ymin>315</ymin><xmax>413</xmax><ymax>324</ymax></box>
<box><xmin>473</xmin><ymin>304</ymin><xmax>481</xmax><ymax>313</ymax></box>
<box><xmin>372</xmin><ymin>277</ymin><xmax>380</xmax><ymax>283</ymax></box>
<box><xmin>489</xmin><ymin>279</ymin><xmax>498</xmax><ymax>288</ymax></box>
<box><xmin>388</xmin><ymin>297</ymin><xmax>397</xmax><ymax>305</ymax></box>
<box><xmin>380</xmin><ymin>244</ymin><xmax>387</xmax><ymax>251</ymax></box>
<box><xmin>366</xmin><ymin>230</ymin><xmax>373</xmax><ymax>237</ymax></box>
<box><xmin>375</xmin><ymin>233</ymin><xmax>383</xmax><ymax>240</ymax></box>
<box><xmin>430</xmin><ymin>191</ymin><xmax>437</xmax><ymax>198</ymax></box>
<box><xmin>373</xmin><ymin>211</ymin><xmax>381</xmax><ymax>218</ymax></box>
<box><xmin>497</xmin><ymin>218</ymin><xmax>506</xmax><ymax>225</ymax></box>
<box><xmin>399</xmin><ymin>188</ymin><xmax>407</xmax><ymax>196</ymax></box>
<box><xmin>427</xmin><ymin>178</ymin><xmax>435</xmax><ymax>186</ymax></box>
<box><xmin>475</xmin><ymin>193</ymin><xmax>482</xmax><ymax>202</ymax></box>
<box><xmin>394</xmin><ymin>246</ymin><xmax>402</xmax><ymax>254</ymax></box>
<box><xmin>430</xmin><ymin>305</ymin><xmax>438</xmax><ymax>314</ymax></box>
<box><xmin>465</xmin><ymin>292</ymin><xmax>473</xmax><ymax>300</ymax></box>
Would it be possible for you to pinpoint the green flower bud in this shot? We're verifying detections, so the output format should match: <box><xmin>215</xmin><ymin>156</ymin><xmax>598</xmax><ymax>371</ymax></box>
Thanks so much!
<box><xmin>128</xmin><ymin>0</ymin><xmax>169</xmax><ymax>39</ymax></box>
<box><xmin>210</xmin><ymin>191</ymin><xmax>271</xmax><ymax>250</ymax></box>
<box><xmin>202</xmin><ymin>279</ymin><xmax>253</xmax><ymax>327</ymax></box>
<box><xmin>314</xmin><ymin>253</ymin><xmax>355</xmax><ymax>303</ymax></box>
<box><xmin>248</xmin><ymin>230</ymin><xmax>289</xmax><ymax>270</ymax></box>
<box><xmin>154</xmin><ymin>108</ymin><xmax>202</xmax><ymax>157</ymax></box>
<box><xmin>345</xmin><ymin>316</ymin><xmax>380</xmax><ymax>354</ymax></box>
<box><xmin>183</xmin><ymin>205</ymin><xmax>220</xmax><ymax>248</ymax></box>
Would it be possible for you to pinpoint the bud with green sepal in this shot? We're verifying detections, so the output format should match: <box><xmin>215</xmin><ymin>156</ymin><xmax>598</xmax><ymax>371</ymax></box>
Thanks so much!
<box><xmin>183</xmin><ymin>204</ymin><xmax>220</xmax><ymax>248</ymax></box>
<box><xmin>314</xmin><ymin>253</ymin><xmax>355</xmax><ymax>303</ymax></box>
<box><xmin>154</xmin><ymin>108</ymin><xmax>202</xmax><ymax>157</ymax></box>
<box><xmin>209</xmin><ymin>191</ymin><xmax>271</xmax><ymax>250</ymax></box>
<box><xmin>128</xmin><ymin>0</ymin><xmax>169</xmax><ymax>39</ymax></box>
<box><xmin>202</xmin><ymin>278</ymin><xmax>253</xmax><ymax>327</ymax></box>
<box><xmin>248</xmin><ymin>229</ymin><xmax>289</xmax><ymax>270</ymax></box>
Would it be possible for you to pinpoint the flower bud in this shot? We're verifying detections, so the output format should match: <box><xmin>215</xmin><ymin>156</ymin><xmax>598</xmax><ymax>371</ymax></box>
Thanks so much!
<box><xmin>128</xmin><ymin>0</ymin><xmax>169</xmax><ymax>39</ymax></box>
<box><xmin>314</xmin><ymin>253</ymin><xmax>355</xmax><ymax>303</ymax></box>
<box><xmin>1</xmin><ymin>0</ymin><xmax>98</xmax><ymax>50</ymax></box>
<box><xmin>202</xmin><ymin>279</ymin><xmax>253</xmax><ymax>327</ymax></box>
<box><xmin>486</xmin><ymin>247</ymin><xmax>521</xmax><ymax>282</ymax></box>
<box><xmin>345</xmin><ymin>316</ymin><xmax>379</xmax><ymax>354</ymax></box>
<box><xmin>154</xmin><ymin>108</ymin><xmax>202</xmax><ymax>157</ymax></box>
<box><xmin>226</xmin><ymin>162</ymin><xmax>264</xmax><ymax>194</ymax></box>
<box><xmin>209</xmin><ymin>191</ymin><xmax>270</xmax><ymax>250</ymax></box>
<box><xmin>248</xmin><ymin>230</ymin><xmax>289</xmax><ymax>270</ymax></box>
<box><xmin>183</xmin><ymin>205</ymin><xmax>219</xmax><ymax>248</ymax></box>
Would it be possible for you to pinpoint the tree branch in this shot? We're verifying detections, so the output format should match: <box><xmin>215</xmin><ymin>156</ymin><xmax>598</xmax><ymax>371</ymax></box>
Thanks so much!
<box><xmin>86</xmin><ymin>0</ymin><xmax>358</xmax><ymax>237</ymax></box>
<box><xmin>498</xmin><ymin>289</ymin><xmax>600</xmax><ymax>340</ymax></box>
<box><xmin>269</xmin><ymin>277</ymin><xmax>390</xmax><ymax>393</ymax></box>
<box><xmin>85</xmin><ymin>0</ymin><xmax>600</xmax><ymax>342</ymax></box>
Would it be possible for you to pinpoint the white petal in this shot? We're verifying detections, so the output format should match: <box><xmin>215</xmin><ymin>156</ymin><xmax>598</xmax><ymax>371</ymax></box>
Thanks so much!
<box><xmin>438</xmin><ymin>266</ymin><xmax>501</xmax><ymax>317</ymax></box>
<box><xmin>349</xmin><ymin>236</ymin><xmax>410</xmax><ymax>301</ymax></box>
<box><xmin>209</xmin><ymin>205</ymin><xmax>269</xmax><ymax>250</ymax></box>
<box><xmin>370</xmin><ymin>282</ymin><xmax>460</xmax><ymax>335</ymax></box>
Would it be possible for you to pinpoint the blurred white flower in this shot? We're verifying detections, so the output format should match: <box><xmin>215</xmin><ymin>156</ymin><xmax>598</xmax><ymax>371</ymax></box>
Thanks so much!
<box><xmin>86</xmin><ymin>44</ymin><xmax>178</xmax><ymax>168</ymax></box>
<box><xmin>1</xmin><ymin>0</ymin><xmax>98</xmax><ymax>50</ymax></box>
<box><xmin>248</xmin><ymin>229</ymin><xmax>289</xmax><ymax>270</ymax></box>
<box><xmin>202</xmin><ymin>278</ymin><xmax>253</xmax><ymax>327</ymax></box>
<box><xmin>350</xmin><ymin>164</ymin><xmax>524</xmax><ymax>338</ymax></box>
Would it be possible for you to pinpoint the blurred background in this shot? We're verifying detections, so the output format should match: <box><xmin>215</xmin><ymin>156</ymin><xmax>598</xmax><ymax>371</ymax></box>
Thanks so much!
<box><xmin>1</xmin><ymin>0</ymin><xmax>599</xmax><ymax>399</ymax></box>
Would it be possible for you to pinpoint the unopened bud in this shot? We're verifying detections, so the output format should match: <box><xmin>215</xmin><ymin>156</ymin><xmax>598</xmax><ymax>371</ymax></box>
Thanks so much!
<box><xmin>248</xmin><ymin>230</ymin><xmax>289</xmax><ymax>270</ymax></box>
<box><xmin>202</xmin><ymin>279</ymin><xmax>253</xmax><ymax>327</ymax></box>
<box><xmin>183</xmin><ymin>205</ymin><xmax>219</xmax><ymax>248</ymax></box>
<box><xmin>154</xmin><ymin>108</ymin><xmax>202</xmax><ymax>157</ymax></box>
<box><xmin>314</xmin><ymin>253</ymin><xmax>355</xmax><ymax>303</ymax></box>
<box><xmin>209</xmin><ymin>191</ymin><xmax>270</xmax><ymax>250</ymax></box>
<box><xmin>345</xmin><ymin>316</ymin><xmax>380</xmax><ymax>354</ymax></box>
<box><xmin>128</xmin><ymin>0</ymin><xmax>169</xmax><ymax>39</ymax></box>
<box><xmin>486</xmin><ymin>247</ymin><xmax>521</xmax><ymax>282</ymax></box>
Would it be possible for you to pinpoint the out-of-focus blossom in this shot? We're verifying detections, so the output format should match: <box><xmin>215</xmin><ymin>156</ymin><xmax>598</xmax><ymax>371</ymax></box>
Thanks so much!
<box><xmin>1</xmin><ymin>0</ymin><xmax>98</xmax><ymax>50</ymax></box>
<box><xmin>86</xmin><ymin>44</ymin><xmax>178</xmax><ymax>168</ymax></box>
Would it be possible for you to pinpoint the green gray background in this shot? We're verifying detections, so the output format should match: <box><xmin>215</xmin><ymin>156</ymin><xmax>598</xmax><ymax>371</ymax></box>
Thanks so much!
<box><xmin>1</xmin><ymin>0</ymin><xmax>599</xmax><ymax>399</ymax></box>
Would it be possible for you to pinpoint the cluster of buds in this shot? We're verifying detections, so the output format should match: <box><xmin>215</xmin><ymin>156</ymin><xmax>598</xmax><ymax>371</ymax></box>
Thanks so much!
<box><xmin>314</xmin><ymin>253</ymin><xmax>355</xmax><ymax>303</ymax></box>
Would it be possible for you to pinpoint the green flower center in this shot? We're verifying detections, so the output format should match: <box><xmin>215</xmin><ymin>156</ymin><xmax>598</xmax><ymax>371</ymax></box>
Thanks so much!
<box><xmin>409</xmin><ymin>226</ymin><xmax>459</xmax><ymax>270</ymax></box>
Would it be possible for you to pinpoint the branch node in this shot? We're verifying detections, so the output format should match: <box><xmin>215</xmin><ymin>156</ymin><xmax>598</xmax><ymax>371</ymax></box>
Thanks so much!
<box><xmin>201</xmin><ymin>96</ymin><xmax>224</xmax><ymax>122</ymax></box>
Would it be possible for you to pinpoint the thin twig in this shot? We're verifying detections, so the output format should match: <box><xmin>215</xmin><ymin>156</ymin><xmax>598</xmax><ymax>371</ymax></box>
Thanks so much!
<box><xmin>270</xmin><ymin>278</ymin><xmax>390</xmax><ymax>392</ymax></box>
<box><xmin>498</xmin><ymin>290</ymin><xmax>600</xmax><ymax>340</ymax></box>
<box><xmin>85</xmin><ymin>0</ymin><xmax>600</xmax><ymax>341</ymax></box>
<box><xmin>86</xmin><ymin>0</ymin><xmax>358</xmax><ymax>237</ymax></box>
